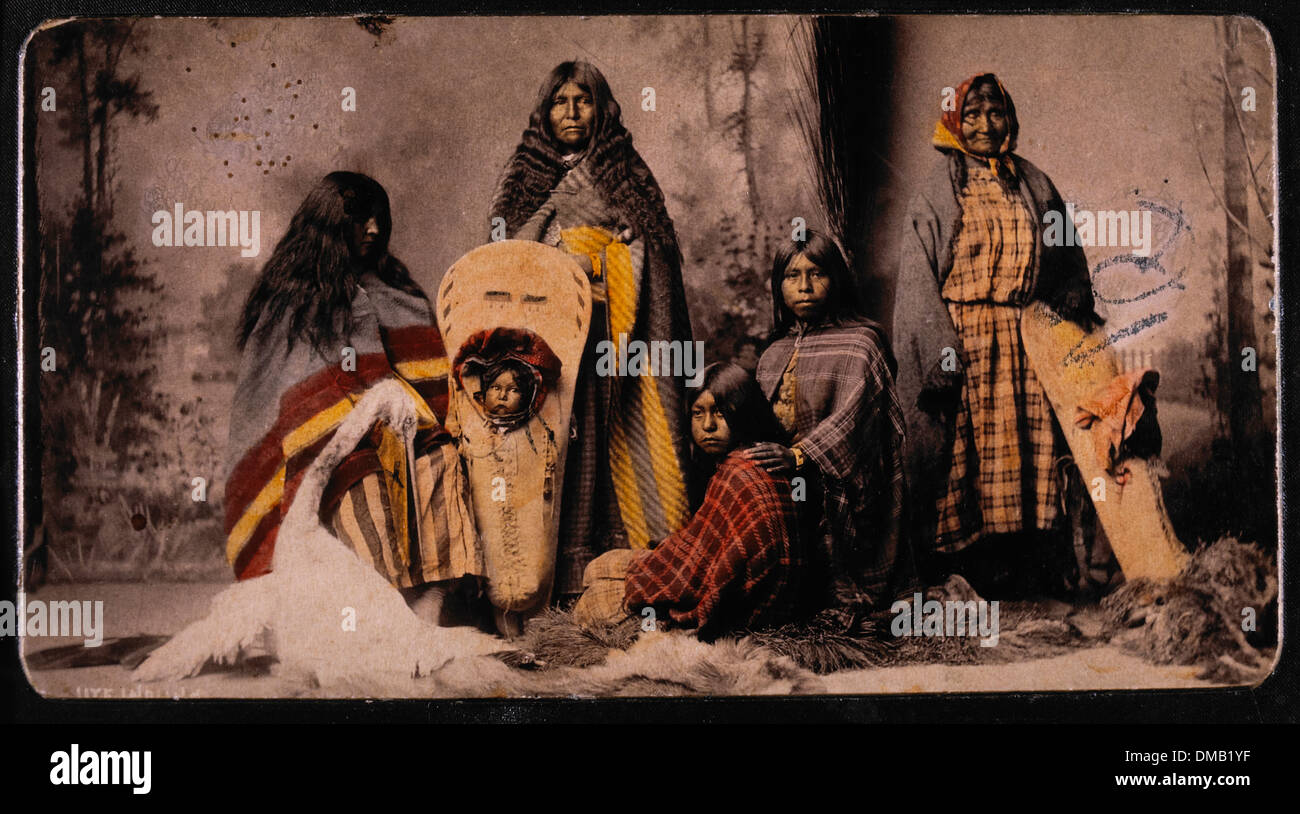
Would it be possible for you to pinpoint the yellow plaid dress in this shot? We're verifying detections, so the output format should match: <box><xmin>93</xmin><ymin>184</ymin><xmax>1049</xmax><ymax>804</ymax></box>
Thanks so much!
<box><xmin>935</xmin><ymin>164</ymin><xmax>1060</xmax><ymax>552</ymax></box>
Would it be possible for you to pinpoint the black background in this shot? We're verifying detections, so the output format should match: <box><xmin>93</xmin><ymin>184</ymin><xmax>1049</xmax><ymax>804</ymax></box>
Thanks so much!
<box><xmin>1</xmin><ymin>0</ymin><xmax>1295</xmax><ymax>797</ymax></box>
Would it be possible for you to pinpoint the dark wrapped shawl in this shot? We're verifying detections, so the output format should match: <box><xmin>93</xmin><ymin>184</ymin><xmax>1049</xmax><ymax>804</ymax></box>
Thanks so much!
<box><xmin>489</xmin><ymin>119</ymin><xmax>694</xmax><ymax>592</ymax></box>
<box><xmin>893</xmin><ymin>151</ymin><xmax>1099</xmax><ymax>554</ymax></box>
<box><xmin>756</xmin><ymin>318</ymin><xmax>915</xmax><ymax>610</ymax></box>
<box><xmin>490</xmin><ymin>120</ymin><xmax>683</xmax><ymax>264</ymax></box>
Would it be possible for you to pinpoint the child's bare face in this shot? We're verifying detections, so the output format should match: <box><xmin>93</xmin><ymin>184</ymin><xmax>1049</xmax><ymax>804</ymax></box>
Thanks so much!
<box><xmin>690</xmin><ymin>391</ymin><xmax>733</xmax><ymax>456</ymax></box>
<box><xmin>484</xmin><ymin>370</ymin><xmax>525</xmax><ymax>415</ymax></box>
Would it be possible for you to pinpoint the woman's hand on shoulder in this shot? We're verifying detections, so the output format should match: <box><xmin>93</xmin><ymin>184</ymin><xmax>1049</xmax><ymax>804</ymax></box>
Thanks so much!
<box><xmin>743</xmin><ymin>442</ymin><xmax>796</xmax><ymax>474</ymax></box>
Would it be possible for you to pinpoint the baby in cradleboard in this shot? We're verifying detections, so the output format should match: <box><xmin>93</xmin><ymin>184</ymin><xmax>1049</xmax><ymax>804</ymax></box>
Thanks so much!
<box><xmin>452</xmin><ymin>327</ymin><xmax>568</xmax><ymax>635</ymax></box>
<box><xmin>456</xmin><ymin>329</ymin><xmax>562</xmax><ymax>458</ymax></box>
<box><xmin>475</xmin><ymin>359</ymin><xmax>538</xmax><ymax>432</ymax></box>
<box><xmin>436</xmin><ymin>240</ymin><xmax>592</xmax><ymax>638</ymax></box>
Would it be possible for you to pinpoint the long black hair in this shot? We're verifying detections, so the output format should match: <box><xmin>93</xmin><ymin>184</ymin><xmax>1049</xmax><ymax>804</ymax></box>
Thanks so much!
<box><xmin>687</xmin><ymin>362</ymin><xmax>783</xmax><ymax>505</ymax></box>
<box><xmin>528</xmin><ymin>60</ymin><xmax>622</xmax><ymax>155</ymax></box>
<box><xmin>768</xmin><ymin>228</ymin><xmax>866</xmax><ymax>340</ymax></box>
<box><xmin>490</xmin><ymin>62</ymin><xmax>682</xmax><ymax>260</ymax></box>
<box><xmin>237</xmin><ymin>171</ymin><xmax>425</xmax><ymax>356</ymax></box>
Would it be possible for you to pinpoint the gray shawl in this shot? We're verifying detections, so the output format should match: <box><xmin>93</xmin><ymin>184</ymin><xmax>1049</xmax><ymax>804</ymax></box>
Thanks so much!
<box><xmin>892</xmin><ymin>152</ymin><xmax>1097</xmax><ymax>544</ymax></box>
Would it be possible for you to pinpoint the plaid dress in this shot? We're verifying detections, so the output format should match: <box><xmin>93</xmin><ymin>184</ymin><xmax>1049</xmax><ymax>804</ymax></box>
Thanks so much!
<box><xmin>756</xmin><ymin>320</ymin><xmax>912</xmax><ymax>609</ymax></box>
<box><xmin>935</xmin><ymin>164</ymin><xmax>1060</xmax><ymax>552</ymax></box>
<box><xmin>623</xmin><ymin>451</ymin><xmax>801</xmax><ymax>639</ymax></box>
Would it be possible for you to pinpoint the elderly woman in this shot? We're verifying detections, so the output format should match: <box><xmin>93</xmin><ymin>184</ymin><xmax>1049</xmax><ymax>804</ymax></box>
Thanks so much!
<box><xmin>747</xmin><ymin>230</ymin><xmax>915</xmax><ymax>613</ymax></box>
<box><xmin>489</xmin><ymin>61</ymin><xmax>694</xmax><ymax>599</ymax></box>
<box><xmin>893</xmin><ymin>74</ymin><xmax>1100</xmax><ymax>596</ymax></box>
<box><xmin>228</xmin><ymin>172</ymin><xmax>474</xmax><ymax>622</ymax></box>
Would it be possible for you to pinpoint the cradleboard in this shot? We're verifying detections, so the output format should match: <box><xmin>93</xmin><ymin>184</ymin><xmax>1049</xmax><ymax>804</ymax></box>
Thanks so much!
<box><xmin>436</xmin><ymin>241</ymin><xmax>592</xmax><ymax>636</ymax></box>
<box><xmin>1020</xmin><ymin>301</ymin><xmax>1188</xmax><ymax>581</ymax></box>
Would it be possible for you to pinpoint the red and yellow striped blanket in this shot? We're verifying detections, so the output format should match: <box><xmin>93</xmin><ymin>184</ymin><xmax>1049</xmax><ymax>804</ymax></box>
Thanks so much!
<box><xmin>224</xmin><ymin>275</ymin><xmax>451</xmax><ymax>580</ymax></box>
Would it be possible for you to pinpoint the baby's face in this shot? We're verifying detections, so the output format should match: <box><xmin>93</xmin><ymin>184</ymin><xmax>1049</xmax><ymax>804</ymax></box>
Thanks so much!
<box><xmin>484</xmin><ymin>370</ymin><xmax>525</xmax><ymax>415</ymax></box>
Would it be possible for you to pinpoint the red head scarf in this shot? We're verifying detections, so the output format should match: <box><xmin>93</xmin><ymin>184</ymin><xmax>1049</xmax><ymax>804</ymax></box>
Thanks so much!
<box><xmin>933</xmin><ymin>73</ymin><xmax>1020</xmax><ymax>183</ymax></box>
<box><xmin>453</xmin><ymin>327</ymin><xmax>563</xmax><ymax>424</ymax></box>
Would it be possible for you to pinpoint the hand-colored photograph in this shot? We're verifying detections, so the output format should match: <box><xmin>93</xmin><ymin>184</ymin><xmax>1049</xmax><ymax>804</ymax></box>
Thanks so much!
<box><xmin>17</xmin><ymin>14</ymin><xmax>1278</xmax><ymax>698</ymax></box>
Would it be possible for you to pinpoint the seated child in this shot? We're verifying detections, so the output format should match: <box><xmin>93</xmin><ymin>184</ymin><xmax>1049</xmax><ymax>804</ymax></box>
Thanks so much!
<box><xmin>575</xmin><ymin>363</ymin><xmax>805</xmax><ymax>640</ymax></box>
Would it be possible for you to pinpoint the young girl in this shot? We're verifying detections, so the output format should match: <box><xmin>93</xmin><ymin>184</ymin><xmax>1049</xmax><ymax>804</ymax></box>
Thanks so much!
<box><xmin>750</xmin><ymin>230</ymin><xmax>915</xmax><ymax>613</ymax></box>
<box><xmin>616</xmin><ymin>363</ymin><xmax>803</xmax><ymax>640</ymax></box>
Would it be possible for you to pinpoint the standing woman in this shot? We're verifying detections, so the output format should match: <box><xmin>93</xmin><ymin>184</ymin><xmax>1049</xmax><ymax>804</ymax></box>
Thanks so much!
<box><xmin>227</xmin><ymin>172</ymin><xmax>477</xmax><ymax>621</ymax></box>
<box><xmin>749</xmin><ymin>230</ymin><xmax>914</xmax><ymax>613</ymax></box>
<box><xmin>893</xmin><ymin>74</ymin><xmax>1100</xmax><ymax>594</ymax></box>
<box><xmin>489</xmin><ymin>61</ymin><xmax>693</xmax><ymax>598</ymax></box>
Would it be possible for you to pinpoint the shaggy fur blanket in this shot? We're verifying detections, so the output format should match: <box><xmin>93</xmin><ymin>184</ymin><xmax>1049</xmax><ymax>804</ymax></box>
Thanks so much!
<box><xmin>26</xmin><ymin>383</ymin><xmax>1275</xmax><ymax>696</ymax></box>
<box><xmin>1101</xmin><ymin>537</ymin><xmax>1277</xmax><ymax>683</ymax></box>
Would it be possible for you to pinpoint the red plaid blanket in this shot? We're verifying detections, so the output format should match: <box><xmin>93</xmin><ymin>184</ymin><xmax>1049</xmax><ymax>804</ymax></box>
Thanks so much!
<box><xmin>623</xmin><ymin>451</ymin><xmax>802</xmax><ymax>639</ymax></box>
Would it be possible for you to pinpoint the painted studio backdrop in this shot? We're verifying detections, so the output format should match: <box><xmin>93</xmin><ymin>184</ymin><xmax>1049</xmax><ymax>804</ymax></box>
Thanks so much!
<box><xmin>20</xmin><ymin>15</ymin><xmax>1277</xmax><ymax>693</ymax></box>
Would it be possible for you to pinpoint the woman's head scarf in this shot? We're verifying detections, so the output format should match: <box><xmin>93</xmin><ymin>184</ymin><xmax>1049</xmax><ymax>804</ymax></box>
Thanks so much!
<box><xmin>932</xmin><ymin>72</ymin><xmax>1019</xmax><ymax>184</ymax></box>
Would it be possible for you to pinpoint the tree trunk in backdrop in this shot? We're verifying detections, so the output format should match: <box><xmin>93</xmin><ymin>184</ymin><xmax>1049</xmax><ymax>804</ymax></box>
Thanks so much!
<box><xmin>1220</xmin><ymin>18</ymin><xmax>1268</xmax><ymax>474</ymax></box>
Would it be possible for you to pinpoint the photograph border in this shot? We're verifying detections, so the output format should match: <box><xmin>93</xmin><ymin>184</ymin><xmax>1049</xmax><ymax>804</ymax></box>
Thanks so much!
<box><xmin>3</xmin><ymin>0</ymin><xmax>1295</xmax><ymax>725</ymax></box>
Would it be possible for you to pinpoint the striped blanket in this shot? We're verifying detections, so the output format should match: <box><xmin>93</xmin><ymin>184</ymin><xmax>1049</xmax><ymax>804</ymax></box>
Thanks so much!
<box><xmin>224</xmin><ymin>272</ymin><xmax>465</xmax><ymax>583</ymax></box>
<box><xmin>501</xmin><ymin>159</ymin><xmax>693</xmax><ymax>593</ymax></box>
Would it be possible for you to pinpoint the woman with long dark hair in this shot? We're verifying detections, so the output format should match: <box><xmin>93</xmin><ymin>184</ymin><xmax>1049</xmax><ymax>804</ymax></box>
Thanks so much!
<box><xmin>237</xmin><ymin>173</ymin><xmax>423</xmax><ymax>356</ymax></box>
<box><xmin>749</xmin><ymin>229</ymin><xmax>915</xmax><ymax>613</ymax></box>
<box><xmin>227</xmin><ymin>172</ymin><xmax>478</xmax><ymax>621</ymax></box>
<box><xmin>489</xmin><ymin>61</ymin><xmax>694</xmax><ymax>599</ymax></box>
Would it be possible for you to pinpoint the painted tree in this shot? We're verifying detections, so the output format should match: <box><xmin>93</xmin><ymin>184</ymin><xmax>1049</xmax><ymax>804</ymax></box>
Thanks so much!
<box><xmin>35</xmin><ymin>21</ymin><xmax>164</xmax><ymax>533</ymax></box>
<box><xmin>1216</xmin><ymin>18</ymin><xmax>1273</xmax><ymax>462</ymax></box>
<box><xmin>1188</xmin><ymin>17</ymin><xmax>1276</xmax><ymax>545</ymax></box>
<box><xmin>645</xmin><ymin>15</ymin><xmax>786</xmax><ymax>359</ymax></box>
<box><xmin>631</xmin><ymin>16</ymin><xmax>814</xmax><ymax>359</ymax></box>
<box><xmin>703</xmin><ymin>17</ymin><xmax>776</xmax><ymax>360</ymax></box>
<box><xmin>724</xmin><ymin>17</ymin><xmax>767</xmax><ymax>259</ymax></box>
<box><xmin>48</xmin><ymin>21</ymin><xmax>159</xmax><ymax>217</ymax></box>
